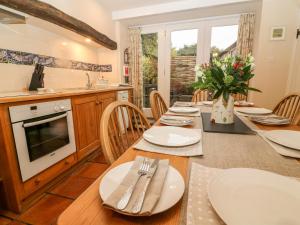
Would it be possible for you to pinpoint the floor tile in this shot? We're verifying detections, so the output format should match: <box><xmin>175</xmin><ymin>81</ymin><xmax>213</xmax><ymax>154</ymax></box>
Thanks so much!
<box><xmin>0</xmin><ymin>210</ymin><xmax>19</xmax><ymax>220</ymax></box>
<box><xmin>9</xmin><ymin>221</ymin><xmax>27</xmax><ymax>225</ymax></box>
<box><xmin>18</xmin><ymin>194</ymin><xmax>72</xmax><ymax>225</ymax></box>
<box><xmin>0</xmin><ymin>217</ymin><xmax>11</xmax><ymax>225</ymax></box>
<box><xmin>48</xmin><ymin>176</ymin><xmax>94</xmax><ymax>199</ymax></box>
<box><xmin>73</xmin><ymin>162</ymin><xmax>109</xmax><ymax>179</ymax></box>
<box><xmin>88</xmin><ymin>152</ymin><xmax>107</xmax><ymax>164</ymax></box>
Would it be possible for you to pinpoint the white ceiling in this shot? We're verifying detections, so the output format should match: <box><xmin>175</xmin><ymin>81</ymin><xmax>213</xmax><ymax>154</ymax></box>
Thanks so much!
<box><xmin>97</xmin><ymin>0</ymin><xmax>180</xmax><ymax>11</ymax></box>
<box><xmin>97</xmin><ymin>0</ymin><xmax>257</xmax><ymax>21</ymax></box>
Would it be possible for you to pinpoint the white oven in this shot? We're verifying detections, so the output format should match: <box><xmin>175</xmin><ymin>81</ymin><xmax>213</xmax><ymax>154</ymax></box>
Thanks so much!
<box><xmin>9</xmin><ymin>99</ymin><xmax>76</xmax><ymax>181</ymax></box>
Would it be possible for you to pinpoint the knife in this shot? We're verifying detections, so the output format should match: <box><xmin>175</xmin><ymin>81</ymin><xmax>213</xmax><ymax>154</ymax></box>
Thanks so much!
<box><xmin>131</xmin><ymin>159</ymin><xmax>159</xmax><ymax>214</ymax></box>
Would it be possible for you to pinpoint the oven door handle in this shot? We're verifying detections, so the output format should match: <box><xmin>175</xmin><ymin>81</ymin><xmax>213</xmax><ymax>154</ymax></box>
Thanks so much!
<box><xmin>23</xmin><ymin>113</ymin><xmax>68</xmax><ymax>128</ymax></box>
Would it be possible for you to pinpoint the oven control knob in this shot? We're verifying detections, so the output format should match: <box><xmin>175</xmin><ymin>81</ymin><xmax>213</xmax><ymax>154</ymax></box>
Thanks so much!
<box><xmin>54</xmin><ymin>106</ymin><xmax>60</xmax><ymax>112</ymax></box>
<box><xmin>60</xmin><ymin>106</ymin><xmax>65</xmax><ymax>111</ymax></box>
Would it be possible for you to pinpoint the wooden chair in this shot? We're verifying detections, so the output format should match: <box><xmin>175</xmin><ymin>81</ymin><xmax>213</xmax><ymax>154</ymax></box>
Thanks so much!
<box><xmin>273</xmin><ymin>93</ymin><xmax>300</xmax><ymax>125</ymax></box>
<box><xmin>232</xmin><ymin>93</ymin><xmax>247</xmax><ymax>101</ymax></box>
<box><xmin>192</xmin><ymin>89</ymin><xmax>209</xmax><ymax>102</ymax></box>
<box><xmin>150</xmin><ymin>90</ymin><xmax>168</xmax><ymax>121</ymax></box>
<box><xmin>100</xmin><ymin>101</ymin><xmax>151</xmax><ymax>164</ymax></box>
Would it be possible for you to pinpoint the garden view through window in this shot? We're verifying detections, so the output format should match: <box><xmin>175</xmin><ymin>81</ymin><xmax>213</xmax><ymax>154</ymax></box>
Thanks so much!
<box><xmin>142</xmin><ymin>33</ymin><xmax>158</xmax><ymax>108</ymax></box>
<box><xmin>170</xmin><ymin>29</ymin><xmax>198</xmax><ymax>105</ymax></box>
<box><xmin>210</xmin><ymin>25</ymin><xmax>239</xmax><ymax>61</ymax></box>
<box><xmin>141</xmin><ymin>24</ymin><xmax>239</xmax><ymax>108</ymax></box>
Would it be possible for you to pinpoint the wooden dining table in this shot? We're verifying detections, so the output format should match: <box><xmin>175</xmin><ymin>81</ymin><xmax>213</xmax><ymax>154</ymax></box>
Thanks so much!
<box><xmin>57</xmin><ymin>108</ymin><xmax>300</xmax><ymax>225</ymax></box>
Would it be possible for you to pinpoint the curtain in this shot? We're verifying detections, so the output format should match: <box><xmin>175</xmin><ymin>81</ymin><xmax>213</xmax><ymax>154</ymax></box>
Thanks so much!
<box><xmin>236</xmin><ymin>13</ymin><xmax>256</xmax><ymax>59</ymax></box>
<box><xmin>128</xmin><ymin>28</ymin><xmax>143</xmax><ymax>108</ymax></box>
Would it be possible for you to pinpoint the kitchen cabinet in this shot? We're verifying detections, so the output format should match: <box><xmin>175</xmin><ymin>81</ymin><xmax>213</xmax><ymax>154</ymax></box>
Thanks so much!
<box><xmin>0</xmin><ymin>87</ymin><xmax>131</xmax><ymax>213</ymax></box>
<box><xmin>72</xmin><ymin>92</ymin><xmax>116</xmax><ymax>159</ymax></box>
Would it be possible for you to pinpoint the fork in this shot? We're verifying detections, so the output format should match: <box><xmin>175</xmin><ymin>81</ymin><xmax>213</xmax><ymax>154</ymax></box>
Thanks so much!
<box><xmin>117</xmin><ymin>159</ymin><xmax>150</xmax><ymax>210</ymax></box>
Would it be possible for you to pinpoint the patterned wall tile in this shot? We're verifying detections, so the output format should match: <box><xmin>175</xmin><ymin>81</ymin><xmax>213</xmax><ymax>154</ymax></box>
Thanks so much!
<box><xmin>0</xmin><ymin>48</ymin><xmax>112</xmax><ymax>73</ymax></box>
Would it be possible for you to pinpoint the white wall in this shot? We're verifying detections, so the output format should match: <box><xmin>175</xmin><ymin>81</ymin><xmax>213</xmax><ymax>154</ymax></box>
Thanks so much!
<box><xmin>250</xmin><ymin>0</ymin><xmax>299</xmax><ymax>108</ymax></box>
<box><xmin>286</xmin><ymin>9</ymin><xmax>300</xmax><ymax>93</ymax></box>
<box><xmin>0</xmin><ymin>23</ymin><xmax>101</xmax><ymax>92</ymax></box>
<box><xmin>0</xmin><ymin>0</ymin><xmax>121</xmax><ymax>92</ymax></box>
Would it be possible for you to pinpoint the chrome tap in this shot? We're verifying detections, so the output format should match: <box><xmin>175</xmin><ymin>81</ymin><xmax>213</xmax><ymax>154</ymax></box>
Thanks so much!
<box><xmin>86</xmin><ymin>73</ymin><xmax>92</xmax><ymax>89</ymax></box>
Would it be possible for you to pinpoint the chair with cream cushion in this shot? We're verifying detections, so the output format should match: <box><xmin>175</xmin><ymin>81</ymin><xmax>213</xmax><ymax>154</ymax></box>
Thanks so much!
<box><xmin>100</xmin><ymin>101</ymin><xmax>151</xmax><ymax>164</ymax></box>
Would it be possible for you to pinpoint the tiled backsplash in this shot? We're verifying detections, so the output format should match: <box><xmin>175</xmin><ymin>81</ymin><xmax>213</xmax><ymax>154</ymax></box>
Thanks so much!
<box><xmin>0</xmin><ymin>48</ymin><xmax>112</xmax><ymax>72</ymax></box>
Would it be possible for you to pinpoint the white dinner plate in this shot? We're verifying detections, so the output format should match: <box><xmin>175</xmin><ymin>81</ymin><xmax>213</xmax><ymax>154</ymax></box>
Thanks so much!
<box><xmin>143</xmin><ymin>126</ymin><xmax>201</xmax><ymax>147</ymax></box>
<box><xmin>160</xmin><ymin>116</ymin><xmax>193</xmax><ymax>127</ymax></box>
<box><xmin>208</xmin><ymin>168</ymin><xmax>300</xmax><ymax>225</ymax></box>
<box><xmin>236</xmin><ymin>107</ymin><xmax>272</xmax><ymax>115</ymax></box>
<box><xmin>169</xmin><ymin>107</ymin><xmax>199</xmax><ymax>114</ymax></box>
<box><xmin>99</xmin><ymin>161</ymin><xmax>185</xmax><ymax>215</ymax></box>
<box><xmin>264</xmin><ymin>130</ymin><xmax>300</xmax><ymax>150</ymax></box>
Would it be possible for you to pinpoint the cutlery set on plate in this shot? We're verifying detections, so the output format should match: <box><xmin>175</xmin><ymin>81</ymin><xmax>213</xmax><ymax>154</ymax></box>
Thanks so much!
<box><xmin>100</xmin><ymin>157</ymin><xmax>184</xmax><ymax>216</ymax></box>
<box><xmin>116</xmin><ymin>158</ymin><xmax>159</xmax><ymax>213</ymax></box>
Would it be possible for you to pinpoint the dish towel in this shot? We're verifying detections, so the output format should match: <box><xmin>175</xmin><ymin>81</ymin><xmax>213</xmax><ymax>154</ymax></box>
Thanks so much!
<box><xmin>134</xmin><ymin>129</ymin><xmax>203</xmax><ymax>156</ymax></box>
<box><xmin>103</xmin><ymin>156</ymin><xmax>169</xmax><ymax>216</ymax></box>
<box><xmin>187</xmin><ymin>163</ymin><xmax>225</xmax><ymax>225</ymax></box>
<box><xmin>257</xmin><ymin>130</ymin><xmax>300</xmax><ymax>159</ymax></box>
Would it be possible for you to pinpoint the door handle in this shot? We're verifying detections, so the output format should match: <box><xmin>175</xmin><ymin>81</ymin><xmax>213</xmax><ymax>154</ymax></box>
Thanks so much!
<box><xmin>23</xmin><ymin>113</ymin><xmax>68</xmax><ymax>128</ymax></box>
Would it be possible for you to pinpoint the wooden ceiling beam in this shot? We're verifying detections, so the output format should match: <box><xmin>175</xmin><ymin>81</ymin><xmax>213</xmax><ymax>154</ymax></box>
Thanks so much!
<box><xmin>0</xmin><ymin>0</ymin><xmax>117</xmax><ymax>50</ymax></box>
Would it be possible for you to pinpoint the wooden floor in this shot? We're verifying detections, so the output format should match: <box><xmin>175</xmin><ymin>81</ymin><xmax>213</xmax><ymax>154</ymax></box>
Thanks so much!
<box><xmin>0</xmin><ymin>152</ymin><xmax>109</xmax><ymax>225</ymax></box>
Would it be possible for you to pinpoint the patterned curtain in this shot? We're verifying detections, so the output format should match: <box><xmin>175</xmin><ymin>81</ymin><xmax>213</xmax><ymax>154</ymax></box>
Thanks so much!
<box><xmin>128</xmin><ymin>28</ymin><xmax>143</xmax><ymax>108</ymax></box>
<box><xmin>236</xmin><ymin>13</ymin><xmax>256</xmax><ymax>59</ymax></box>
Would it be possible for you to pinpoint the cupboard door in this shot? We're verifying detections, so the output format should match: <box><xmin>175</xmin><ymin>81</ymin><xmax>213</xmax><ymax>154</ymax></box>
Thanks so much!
<box><xmin>98</xmin><ymin>92</ymin><xmax>116</xmax><ymax>114</ymax></box>
<box><xmin>72</xmin><ymin>95</ymin><xmax>100</xmax><ymax>159</ymax></box>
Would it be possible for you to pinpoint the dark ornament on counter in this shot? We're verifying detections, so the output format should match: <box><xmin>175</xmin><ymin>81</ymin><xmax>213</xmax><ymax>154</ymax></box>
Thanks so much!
<box><xmin>29</xmin><ymin>64</ymin><xmax>44</xmax><ymax>91</ymax></box>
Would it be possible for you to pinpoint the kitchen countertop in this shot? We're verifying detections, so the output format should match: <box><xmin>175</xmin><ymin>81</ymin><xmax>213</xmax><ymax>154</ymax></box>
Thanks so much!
<box><xmin>0</xmin><ymin>86</ymin><xmax>133</xmax><ymax>104</ymax></box>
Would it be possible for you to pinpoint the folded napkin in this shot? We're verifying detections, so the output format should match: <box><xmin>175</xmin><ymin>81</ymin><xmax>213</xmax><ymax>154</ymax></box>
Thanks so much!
<box><xmin>134</xmin><ymin>132</ymin><xmax>203</xmax><ymax>156</ymax></box>
<box><xmin>257</xmin><ymin>131</ymin><xmax>300</xmax><ymax>158</ymax></box>
<box><xmin>103</xmin><ymin>156</ymin><xmax>169</xmax><ymax>216</ymax></box>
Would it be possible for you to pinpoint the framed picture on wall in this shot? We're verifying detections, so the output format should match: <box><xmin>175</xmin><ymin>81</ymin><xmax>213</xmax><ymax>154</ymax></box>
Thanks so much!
<box><xmin>270</xmin><ymin>26</ymin><xmax>286</xmax><ymax>40</ymax></box>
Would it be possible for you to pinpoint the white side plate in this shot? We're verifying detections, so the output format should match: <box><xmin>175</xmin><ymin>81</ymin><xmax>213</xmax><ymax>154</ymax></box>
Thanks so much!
<box><xmin>208</xmin><ymin>168</ymin><xmax>300</xmax><ymax>225</ymax></box>
<box><xmin>99</xmin><ymin>161</ymin><xmax>185</xmax><ymax>215</ymax></box>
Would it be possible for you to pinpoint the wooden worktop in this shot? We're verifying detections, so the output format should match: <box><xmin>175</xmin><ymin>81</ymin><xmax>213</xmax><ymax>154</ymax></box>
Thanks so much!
<box><xmin>0</xmin><ymin>86</ymin><xmax>133</xmax><ymax>104</ymax></box>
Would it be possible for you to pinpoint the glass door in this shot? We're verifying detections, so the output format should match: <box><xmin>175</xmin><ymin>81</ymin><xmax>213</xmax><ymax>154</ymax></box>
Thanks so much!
<box><xmin>141</xmin><ymin>32</ymin><xmax>158</xmax><ymax>116</ymax></box>
<box><xmin>169</xmin><ymin>29</ymin><xmax>198</xmax><ymax>106</ymax></box>
<box><xmin>140</xmin><ymin>16</ymin><xmax>239</xmax><ymax>116</ymax></box>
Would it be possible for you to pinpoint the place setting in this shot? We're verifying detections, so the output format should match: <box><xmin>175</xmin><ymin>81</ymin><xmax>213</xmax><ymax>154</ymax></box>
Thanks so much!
<box><xmin>234</xmin><ymin>100</ymin><xmax>254</xmax><ymax>107</ymax></box>
<box><xmin>187</xmin><ymin>163</ymin><xmax>300</xmax><ymax>225</ymax></box>
<box><xmin>159</xmin><ymin>115</ymin><xmax>194</xmax><ymax>127</ymax></box>
<box><xmin>258</xmin><ymin>130</ymin><xmax>300</xmax><ymax>158</ymax></box>
<box><xmin>235</xmin><ymin>107</ymin><xmax>273</xmax><ymax>116</ymax></box>
<box><xmin>250</xmin><ymin>115</ymin><xmax>290</xmax><ymax>126</ymax></box>
<box><xmin>99</xmin><ymin>156</ymin><xmax>185</xmax><ymax>216</ymax></box>
<box><xmin>166</xmin><ymin>104</ymin><xmax>201</xmax><ymax>117</ymax></box>
<box><xmin>133</xmin><ymin>125</ymin><xmax>203</xmax><ymax>156</ymax></box>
